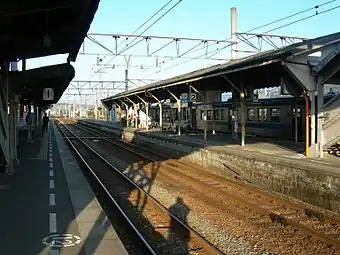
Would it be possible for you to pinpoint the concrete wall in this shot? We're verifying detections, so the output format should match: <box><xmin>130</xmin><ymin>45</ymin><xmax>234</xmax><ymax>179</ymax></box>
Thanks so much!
<box><xmin>78</xmin><ymin>119</ymin><xmax>340</xmax><ymax>215</ymax></box>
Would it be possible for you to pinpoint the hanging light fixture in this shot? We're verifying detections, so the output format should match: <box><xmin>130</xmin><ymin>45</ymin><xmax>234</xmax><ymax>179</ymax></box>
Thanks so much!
<box><xmin>43</xmin><ymin>10</ymin><xmax>51</xmax><ymax>48</ymax></box>
<box><xmin>44</xmin><ymin>34</ymin><xmax>52</xmax><ymax>48</ymax></box>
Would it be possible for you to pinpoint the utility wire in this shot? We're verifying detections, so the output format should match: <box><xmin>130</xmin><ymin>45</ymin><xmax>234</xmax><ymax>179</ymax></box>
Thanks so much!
<box><xmin>94</xmin><ymin>0</ymin><xmax>175</xmax><ymax>63</ymax></box>
<box><xmin>107</xmin><ymin>0</ymin><xmax>183</xmax><ymax>64</ymax></box>
<box><xmin>209</xmin><ymin>3</ymin><xmax>340</xmax><ymax>59</ymax></box>
<box><xmin>141</xmin><ymin>2</ymin><xmax>339</xmax><ymax>79</ymax></box>
<box><xmin>142</xmin><ymin>0</ymin><xmax>337</xmax><ymax>74</ymax></box>
<box><xmin>142</xmin><ymin>0</ymin><xmax>336</xmax><ymax>70</ymax></box>
<box><xmin>81</xmin><ymin>0</ymin><xmax>182</xmax><ymax>89</ymax></box>
<box><xmin>115</xmin><ymin>0</ymin><xmax>174</xmax><ymax>52</ymax></box>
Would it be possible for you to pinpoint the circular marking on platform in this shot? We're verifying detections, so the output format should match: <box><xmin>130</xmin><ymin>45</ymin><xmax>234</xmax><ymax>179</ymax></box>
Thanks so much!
<box><xmin>42</xmin><ymin>234</ymin><xmax>82</xmax><ymax>248</ymax></box>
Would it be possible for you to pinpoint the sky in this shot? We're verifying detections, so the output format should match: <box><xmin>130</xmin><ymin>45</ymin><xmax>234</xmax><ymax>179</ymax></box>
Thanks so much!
<box><xmin>23</xmin><ymin>0</ymin><xmax>340</xmax><ymax>104</ymax></box>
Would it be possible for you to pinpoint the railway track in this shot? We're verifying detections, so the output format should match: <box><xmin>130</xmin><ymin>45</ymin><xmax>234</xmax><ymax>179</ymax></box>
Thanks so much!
<box><xmin>56</xmin><ymin>120</ymin><xmax>224</xmax><ymax>255</ymax></box>
<box><xmin>74</xmin><ymin>121</ymin><xmax>340</xmax><ymax>252</ymax></box>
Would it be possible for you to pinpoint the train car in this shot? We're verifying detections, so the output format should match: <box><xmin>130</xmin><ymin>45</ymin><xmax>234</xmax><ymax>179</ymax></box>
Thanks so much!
<box><xmin>158</xmin><ymin>103</ymin><xmax>191</xmax><ymax>133</ymax></box>
<box><xmin>194</xmin><ymin>97</ymin><xmax>304</xmax><ymax>139</ymax></box>
<box><xmin>149</xmin><ymin>95</ymin><xmax>335</xmax><ymax>140</ymax></box>
<box><xmin>194</xmin><ymin>95</ymin><xmax>334</xmax><ymax>140</ymax></box>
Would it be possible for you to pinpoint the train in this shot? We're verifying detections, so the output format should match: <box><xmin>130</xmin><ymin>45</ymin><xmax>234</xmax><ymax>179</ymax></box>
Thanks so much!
<box><xmin>148</xmin><ymin>95</ymin><xmax>335</xmax><ymax>141</ymax></box>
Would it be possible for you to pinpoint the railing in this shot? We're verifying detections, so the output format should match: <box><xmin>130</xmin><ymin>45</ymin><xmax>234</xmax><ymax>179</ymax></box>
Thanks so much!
<box><xmin>323</xmin><ymin>94</ymin><xmax>340</xmax><ymax>150</ymax></box>
<box><xmin>323</xmin><ymin>114</ymin><xmax>340</xmax><ymax>149</ymax></box>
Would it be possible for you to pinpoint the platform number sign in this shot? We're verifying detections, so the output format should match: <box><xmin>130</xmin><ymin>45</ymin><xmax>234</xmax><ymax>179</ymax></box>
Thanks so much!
<box><xmin>43</xmin><ymin>88</ymin><xmax>54</xmax><ymax>101</ymax></box>
<box><xmin>190</xmin><ymin>93</ymin><xmax>196</xmax><ymax>102</ymax></box>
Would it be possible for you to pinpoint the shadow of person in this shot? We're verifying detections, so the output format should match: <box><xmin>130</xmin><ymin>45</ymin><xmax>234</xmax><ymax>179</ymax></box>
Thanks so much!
<box><xmin>167</xmin><ymin>197</ymin><xmax>191</xmax><ymax>255</ymax></box>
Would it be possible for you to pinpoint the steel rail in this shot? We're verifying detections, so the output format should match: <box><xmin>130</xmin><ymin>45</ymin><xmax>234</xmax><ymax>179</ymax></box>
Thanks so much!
<box><xmin>59</xmin><ymin>121</ymin><xmax>225</xmax><ymax>255</ymax></box>
<box><xmin>56</xmin><ymin>122</ymin><xmax>157</xmax><ymax>255</ymax></box>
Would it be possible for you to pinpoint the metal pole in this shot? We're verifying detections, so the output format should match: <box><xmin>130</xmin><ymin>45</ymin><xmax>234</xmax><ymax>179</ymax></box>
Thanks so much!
<box><xmin>95</xmin><ymin>88</ymin><xmax>98</xmax><ymax>120</ymax></box>
<box><xmin>177</xmin><ymin>100</ymin><xmax>181</xmax><ymax>136</ymax></box>
<box><xmin>295</xmin><ymin>100</ymin><xmax>298</xmax><ymax>144</ymax></box>
<box><xmin>240</xmin><ymin>91</ymin><xmax>246</xmax><ymax>146</ymax></box>
<box><xmin>159</xmin><ymin>103</ymin><xmax>163</xmax><ymax>131</ymax></box>
<box><xmin>124</xmin><ymin>55</ymin><xmax>131</xmax><ymax>91</ymax></box>
<box><xmin>203</xmin><ymin>91</ymin><xmax>207</xmax><ymax>141</ymax></box>
<box><xmin>304</xmin><ymin>93</ymin><xmax>309</xmax><ymax>157</ymax></box>
<box><xmin>145</xmin><ymin>103</ymin><xmax>149</xmax><ymax>130</ymax></box>
<box><xmin>317</xmin><ymin>81</ymin><xmax>324</xmax><ymax>158</ymax></box>
<box><xmin>231</xmin><ymin>7</ymin><xmax>238</xmax><ymax>60</ymax></box>
<box><xmin>125</xmin><ymin>69</ymin><xmax>128</xmax><ymax>91</ymax></box>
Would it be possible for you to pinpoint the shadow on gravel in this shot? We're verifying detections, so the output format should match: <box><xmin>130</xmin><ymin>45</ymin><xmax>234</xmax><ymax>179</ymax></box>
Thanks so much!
<box><xmin>125</xmin><ymin>161</ymin><xmax>159</xmax><ymax>213</ymax></box>
<box><xmin>60</xmin><ymin>122</ymin><xmax>193</xmax><ymax>254</ymax></box>
<box><xmin>168</xmin><ymin>197</ymin><xmax>190</xmax><ymax>255</ymax></box>
<box><xmin>122</xmin><ymin>163</ymin><xmax>191</xmax><ymax>254</ymax></box>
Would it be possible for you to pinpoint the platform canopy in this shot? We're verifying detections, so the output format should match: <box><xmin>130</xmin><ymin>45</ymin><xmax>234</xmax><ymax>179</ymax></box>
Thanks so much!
<box><xmin>9</xmin><ymin>63</ymin><xmax>75</xmax><ymax>107</ymax></box>
<box><xmin>101</xmin><ymin>32</ymin><xmax>340</xmax><ymax>108</ymax></box>
<box><xmin>1</xmin><ymin>0</ymin><xmax>100</xmax><ymax>62</ymax></box>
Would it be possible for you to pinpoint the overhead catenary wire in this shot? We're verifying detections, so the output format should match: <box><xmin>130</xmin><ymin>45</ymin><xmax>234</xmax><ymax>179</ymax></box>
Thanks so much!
<box><xmin>106</xmin><ymin>0</ymin><xmax>183</xmax><ymax>64</ymax></box>
<box><xmin>80</xmin><ymin>0</ymin><xmax>183</xmax><ymax>89</ymax></box>
<box><xmin>208</xmin><ymin>3</ymin><xmax>340</xmax><ymax>59</ymax></box>
<box><xmin>115</xmin><ymin>0</ymin><xmax>175</xmax><ymax>52</ymax></box>
<box><xmin>140</xmin><ymin>1</ymin><xmax>339</xmax><ymax>79</ymax></box>
<box><xmin>139</xmin><ymin>0</ymin><xmax>337</xmax><ymax>72</ymax></box>
<box><xmin>74</xmin><ymin>0</ymin><xmax>338</xmax><ymax>97</ymax></box>
<box><xmin>97</xmin><ymin>0</ymin><xmax>175</xmax><ymax>62</ymax></box>
<box><xmin>85</xmin><ymin>0</ymin><xmax>336</xmax><ymax>91</ymax></box>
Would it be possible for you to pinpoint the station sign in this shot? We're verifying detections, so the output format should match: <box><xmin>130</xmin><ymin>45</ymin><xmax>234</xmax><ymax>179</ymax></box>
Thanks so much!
<box><xmin>43</xmin><ymin>88</ymin><xmax>54</xmax><ymax>101</ymax></box>
<box><xmin>189</xmin><ymin>93</ymin><xmax>197</xmax><ymax>102</ymax></box>
<box><xmin>180</xmin><ymin>93</ymin><xmax>188</xmax><ymax>103</ymax></box>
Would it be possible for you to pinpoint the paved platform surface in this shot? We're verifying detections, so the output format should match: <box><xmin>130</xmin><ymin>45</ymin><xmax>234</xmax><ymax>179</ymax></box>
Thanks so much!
<box><xmin>80</xmin><ymin>119</ymin><xmax>340</xmax><ymax>169</ymax></box>
<box><xmin>0</xmin><ymin>122</ymin><xmax>128</xmax><ymax>255</ymax></box>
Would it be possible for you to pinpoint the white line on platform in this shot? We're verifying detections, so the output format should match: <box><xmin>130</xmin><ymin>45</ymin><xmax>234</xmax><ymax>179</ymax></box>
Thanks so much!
<box><xmin>49</xmin><ymin>180</ymin><xmax>55</xmax><ymax>189</ymax></box>
<box><xmin>49</xmin><ymin>170</ymin><xmax>54</xmax><ymax>177</ymax></box>
<box><xmin>310</xmin><ymin>160</ymin><xmax>331</xmax><ymax>165</ymax></box>
<box><xmin>50</xmin><ymin>249</ymin><xmax>59</xmax><ymax>255</ymax></box>
<box><xmin>49</xmin><ymin>162</ymin><xmax>54</xmax><ymax>168</ymax></box>
<box><xmin>260</xmin><ymin>150</ymin><xmax>275</xmax><ymax>155</ymax></box>
<box><xmin>49</xmin><ymin>194</ymin><xmax>56</xmax><ymax>206</ymax></box>
<box><xmin>49</xmin><ymin>213</ymin><xmax>57</xmax><ymax>233</ymax></box>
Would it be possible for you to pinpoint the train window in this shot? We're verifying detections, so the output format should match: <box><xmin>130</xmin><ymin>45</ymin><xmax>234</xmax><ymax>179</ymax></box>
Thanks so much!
<box><xmin>220</xmin><ymin>109</ymin><xmax>225</xmax><ymax>120</ymax></box>
<box><xmin>270</xmin><ymin>108</ymin><xmax>280</xmax><ymax>122</ymax></box>
<box><xmin>247</xmin><ymin>108</ymin><xmax>256</xmax><ymax>121</ymax></box>
<box><xmin>292</xmin><ymin>108</ymin><xmax>301</xmax><ymax>117</ymax></box>
<box><xmin>258</xmin><ymin>108</ymin><xmax>268</xmax><ymax>121</ymax></box>
<box><xmin>214</xmin><ymin>109</ymin><xmax>220</xmax><ymax>120</ymax></box>
<box><xmin>200</xmin><ymin>110</ymin><xmax>204</xmax><ymax>120</ymax></box>
<box><xmin>207</xmin><ymin>110</ymin><xmax>213</xmax><ymax>120</ymax></box>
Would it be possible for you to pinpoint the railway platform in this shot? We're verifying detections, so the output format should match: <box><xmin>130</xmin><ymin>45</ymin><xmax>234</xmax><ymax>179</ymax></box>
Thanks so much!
<box><xmin>77</xmin><ymin>118</ymin><xmax>340</xmax><ymax>215</ymax></box>
<box><xmin>0</xmin><ymin>122</ymin><xmax>128</xmax><ymax>255</ymax></box>
<box><xmin>79</xmin><ymin>119</ymin><xmax>340</xmax><ymax>167</ymax></box>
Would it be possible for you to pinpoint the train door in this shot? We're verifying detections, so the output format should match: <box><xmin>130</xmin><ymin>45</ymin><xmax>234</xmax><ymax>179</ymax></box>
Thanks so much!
<box><xmin>292</xmin><ymin>106</ymin><xmax>302</xmax><ymax>140</ymax></box>
<box><xmin>191</xmin><ymin>108</ymin><xmax>197</xmax><ymax>128</ymax></box>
